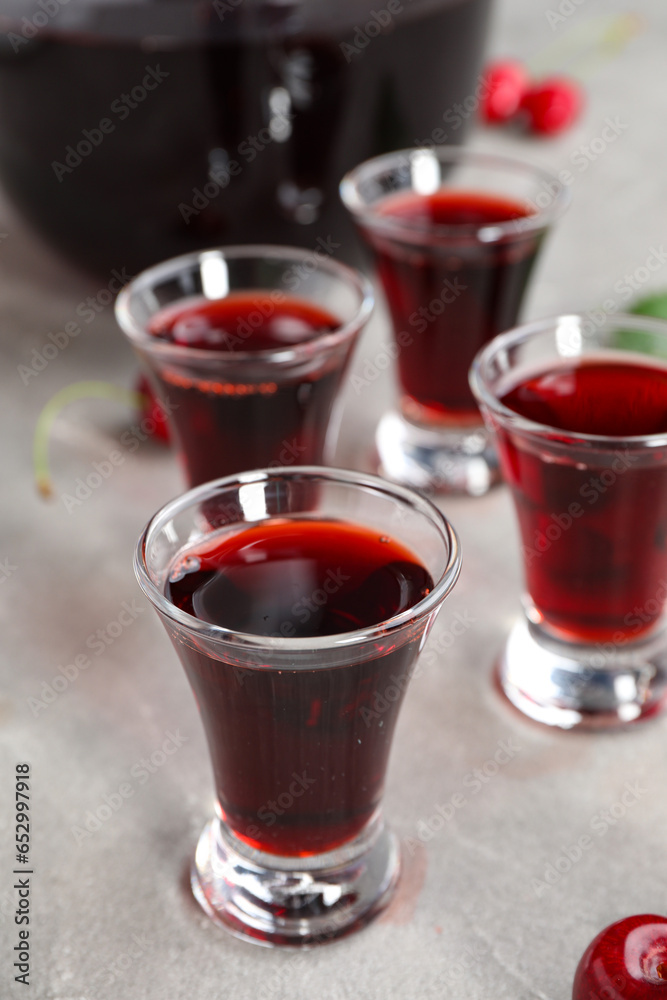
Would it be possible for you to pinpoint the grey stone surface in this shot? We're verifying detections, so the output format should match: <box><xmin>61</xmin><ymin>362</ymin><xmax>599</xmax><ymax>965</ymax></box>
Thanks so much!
<box><xmin>1</xmin><ymin>1</ymin><xmax>667</xmax><ymax>997</ymax></box>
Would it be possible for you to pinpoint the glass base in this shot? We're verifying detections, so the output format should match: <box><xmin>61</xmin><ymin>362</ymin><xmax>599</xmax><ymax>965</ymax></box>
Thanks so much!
<box><xmin>498</xmin><ymin>619</ymin><xmax>667</xmax><ymax>729</ymax></box>
<box><xmin>376</xmin><ymin>410</ymin><xmax>500</xmax><ymax>496</ymax></box>
<box><xmin>191</xmin><ymin>812</ymin><xmax>400</xmax><ymax>947</ymax></box>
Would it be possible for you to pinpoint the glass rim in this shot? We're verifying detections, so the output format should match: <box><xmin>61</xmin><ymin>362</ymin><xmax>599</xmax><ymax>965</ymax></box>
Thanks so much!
<box><xmin>470</xmin><ymin>312</ymin><xmax>667</xmax><ymax>448</ymax></box>
<box><xmin>339</xmin><ymin>146</ymin><xmax>571</xmax><ymax>242</ymax></box>
<box><xmin>115</xmin><ymin>244</ymin><xmax>374</xmax><ymax>365</ymax></box>
<box><xmin>134</xmin><ymin>466</ymin><xmax>462</xmax><ymax>652</ymax></box>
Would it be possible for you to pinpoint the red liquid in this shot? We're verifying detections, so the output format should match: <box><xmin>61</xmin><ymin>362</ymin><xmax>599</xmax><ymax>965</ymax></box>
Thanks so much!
<box><xmin>146</xmin><ymin>293</ymin><xmax>347</xmax><ymax>486</ymax></box>
<box><xmin>364</xmin><ymin>190</ymin><xmax>540</xmax><ymax>424</ymax></box>
<box><xmin>166</xmin><ymin>518</ymin><xmax>433</xmax><ymax>856</ymax></box>
<box><xmin>0</xmin><ymin>0</ymin><xmax>491</xmax><ymax>275</ymax></box>
<box><xmin>499</xmin><ymin>359</ymin><xmax>667</xmax><ymax>642</ymax></box>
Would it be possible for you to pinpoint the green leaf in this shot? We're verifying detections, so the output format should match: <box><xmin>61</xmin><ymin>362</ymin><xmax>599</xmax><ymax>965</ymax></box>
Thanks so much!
<box><xmin>608</xmin><ymin>291</ymin><xmax>667</xmax><ymax>358</ymax></box>
<box><xmin>630</xmin><ymin>291</ymin><xmax>667</xmax><ymax>321</ymax></box>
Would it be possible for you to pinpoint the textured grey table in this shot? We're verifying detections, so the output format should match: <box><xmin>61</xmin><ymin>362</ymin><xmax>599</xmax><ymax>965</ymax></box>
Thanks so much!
<box><xmin>1</xmin><ymin>1</ymin><xmax>667</xmax><ymax>997</ymax></box>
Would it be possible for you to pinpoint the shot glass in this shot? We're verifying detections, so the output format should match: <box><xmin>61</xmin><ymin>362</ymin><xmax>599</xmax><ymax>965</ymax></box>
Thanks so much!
<box><xmin>115</xmin><ymin>246</ymin><xmax>373</xmax><ymax>486</ymax></box>
<box><xmin>341</xmin><ymin>147</ymin><xmax>569</xmax><ymax>495</ymax></box>
<box><xmin>470</xmin><ymin>313</ymin><xmax>667</xmax><ymax>729</ymax></box>
<box><xmin>135</xmin><ymin>467</ymin><xmax>461</xmax><ymax>945</ymax></box>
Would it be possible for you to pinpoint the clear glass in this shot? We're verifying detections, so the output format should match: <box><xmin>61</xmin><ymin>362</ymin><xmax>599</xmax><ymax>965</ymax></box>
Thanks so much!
<box><xmin>341</xmin><ymin>147</ymin><xmax>570</xmax><ymax>496</ymax></box>
<box><xmin>115</xmin><ymin>245</ymin><xmax>373</xmax><ymax>486</ymax></box>
<box><xmin>135</xmin><ymin>466</ymin><xmax>461</xmax><ymax>945</ymax></box>
<box><xmin>470</xmin><ymin>313</ymin><xmax>667</xmax><ymax>729</ymax></box>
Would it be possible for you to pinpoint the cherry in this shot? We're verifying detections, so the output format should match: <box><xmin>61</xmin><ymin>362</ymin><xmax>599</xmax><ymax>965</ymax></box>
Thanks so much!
<box><xmin>135</xmin><ymin>374</ymin><xmax>170</xmax><ymax>444</ymax></box>
<box><xmin>480</xmin><ymin>59</ymin><xmax>529</xmax><ymax>123</ymax></box>
<box><xmin>521</xmin><ymin>76</ymin><xmax>583</xmax><ymax>136</ymax></box>
<box><xmin>572</xmin><ymin>915</ymin><xmax>667</xmax><ymax>1000</ymax></box>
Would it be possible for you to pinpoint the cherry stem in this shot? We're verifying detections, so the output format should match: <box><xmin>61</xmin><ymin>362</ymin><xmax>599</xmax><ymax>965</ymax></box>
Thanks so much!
<box><xmin>33</xmin><ymin>380</ymin><xmax>145</xmax><ymax>499</ymax></box>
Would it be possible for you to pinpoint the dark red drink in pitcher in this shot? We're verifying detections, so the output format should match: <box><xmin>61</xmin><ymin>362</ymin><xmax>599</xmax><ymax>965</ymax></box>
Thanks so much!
<box><xmin>0</xmin><ymin>0</ymin><xmax>492</xmax><ymax>275</ymax></box>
